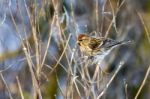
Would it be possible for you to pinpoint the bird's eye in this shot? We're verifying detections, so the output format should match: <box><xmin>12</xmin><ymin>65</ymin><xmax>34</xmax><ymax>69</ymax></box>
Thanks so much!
<box><xmin>79</xmin><ymin>39</ymin><xmax>82</xmax><ymax>41</ymax></box>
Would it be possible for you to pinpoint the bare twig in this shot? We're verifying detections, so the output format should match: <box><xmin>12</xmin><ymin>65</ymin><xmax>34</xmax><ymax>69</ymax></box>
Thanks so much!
<box><xmin>95</xmin><ymin>0</ymin><xmax>100</xmax><ymax>33</ymax></box>
<box><xmin>23</xmin><ymin>47</ymin><xmax>42</xmax><ymax>99</ymax></box>
<box><xmin>134</xmin><ymin>65</ymin><xmax>150</xmax><ymax>99</ymax></box>
<box><xmin>0</xmin><ymin>73</ymin><xmax>13</xmax><ymax>99</ymax></box>
<box><xmin>50</xmin><ymin>34</ymin><xmax>71</xmax><ymax>74</ymax></box>
<box><xmin>124</xmin><ymin>79</ymin><xmax>128</xmax><ymax>99</ymax></box>
<box><xmin>137</xmin><ymin>12</ymin><xmax>150</xmax><ymax>43</ymax></box>
<box><xmin>97</xmin><ymin>61</ymin><xmax>124</xmax><ymax>99</ymax></box>
<box><xmin>16</xmin><ymin>76</ymin><xmax>25</xmax><ymax>99</ymax></box>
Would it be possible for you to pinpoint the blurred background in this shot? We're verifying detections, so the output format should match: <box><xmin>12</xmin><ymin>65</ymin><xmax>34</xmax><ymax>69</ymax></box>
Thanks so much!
<box><xmin>0</xmin><ymin>0</ymin><xmax>150</xmax><ymax>99</ymax></box>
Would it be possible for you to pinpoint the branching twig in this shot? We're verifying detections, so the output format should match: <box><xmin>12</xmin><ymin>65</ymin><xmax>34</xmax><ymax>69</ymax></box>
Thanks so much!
<box><xmin>97</xmin><ymin>61</ymin><xmax>124</xmax><ymax>99</ymax></box>
<box><xmin>50</xmin><ymin>34</ymin><xmax>71</xmax><ymax>74</ymax></box>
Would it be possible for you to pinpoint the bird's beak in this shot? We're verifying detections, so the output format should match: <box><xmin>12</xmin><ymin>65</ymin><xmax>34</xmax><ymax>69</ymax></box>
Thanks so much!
<box><xmin>77</xmin><ymin>41</ymin><xmax>80</xmax><ymax>46</ymax></box>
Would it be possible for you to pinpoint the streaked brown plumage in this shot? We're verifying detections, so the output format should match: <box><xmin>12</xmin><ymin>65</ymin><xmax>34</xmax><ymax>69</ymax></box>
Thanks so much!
<box><xmin>77</xmin><ymin>34</ymin><xmax>131</xmax><ymax>56</ymax></box>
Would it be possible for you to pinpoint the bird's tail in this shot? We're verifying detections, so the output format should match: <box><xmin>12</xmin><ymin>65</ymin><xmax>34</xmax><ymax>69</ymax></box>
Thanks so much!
<box><xmin>100</xmin><ymin>39</ymin><xmax>133</xmax><ymax>49</ymax></box>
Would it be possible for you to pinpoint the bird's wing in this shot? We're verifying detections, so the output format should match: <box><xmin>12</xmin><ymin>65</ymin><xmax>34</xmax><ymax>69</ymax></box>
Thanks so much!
<box><xmin>100</xmin><ymin>38</ymin><xmax>122</xmax><ymax>49</ymax></box>
<box><xmin>88</xmin><ymin>38</ymin><xmax>105</xmax><ymax>49</ymax></box>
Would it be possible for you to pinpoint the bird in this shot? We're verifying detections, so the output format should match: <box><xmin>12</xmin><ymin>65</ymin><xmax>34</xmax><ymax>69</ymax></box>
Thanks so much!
<box><xmin>77</xmin><ymin>34</ymin><xmax>132</xmax><ymax>57</ymax></box>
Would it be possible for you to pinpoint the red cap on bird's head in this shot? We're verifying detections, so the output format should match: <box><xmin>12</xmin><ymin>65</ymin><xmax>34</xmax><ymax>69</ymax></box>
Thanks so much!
<box><xmin>78</xmin><ymin>34</ymin><xmax>88</xmax><ymax>41</ymax></box>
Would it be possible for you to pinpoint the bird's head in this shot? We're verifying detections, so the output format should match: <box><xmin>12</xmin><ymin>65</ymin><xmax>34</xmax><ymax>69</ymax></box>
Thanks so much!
<box><xmin>77</xmin><ymin>34</ymin><xmax>90</xmax><ymax>45</ymax></box>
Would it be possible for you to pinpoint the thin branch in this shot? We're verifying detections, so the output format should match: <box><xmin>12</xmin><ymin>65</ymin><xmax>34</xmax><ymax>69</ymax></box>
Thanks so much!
<box><xmin>97</xmin><ymin>61</ymin><xmax>124</xmax><ymax>99</ymax></box>
<box><xmin>23</xmin><ymin>47</ymin><xmax>42</xmax><ymax>99</ymax></box>
<box><xmin>134</xmin><ymin>65</ymin><xmax>150</xmax><ymax>99</ymax></box>
<box><xmin>50</xmin><ymin>34</ymin><xmax>72</xmax><ymax>74</ymax></box>
<box><xmin>0</xmin><ymin>73</ymin><xmax>13</xmax><ymax>99</ymax></box>
<box><xmin>137</xmin><ymin>11</ymin><xmax>150</xmax><ymax>43</ymax></box>
<box><xmin>124</xmin><ymin>79</ymin><xmax>128</xmax><ymax>99</ymax></box>
<box><xmin>16</xmin><ymin>76</ymin><xmax>25</xmax><ymax>99</ymax></box>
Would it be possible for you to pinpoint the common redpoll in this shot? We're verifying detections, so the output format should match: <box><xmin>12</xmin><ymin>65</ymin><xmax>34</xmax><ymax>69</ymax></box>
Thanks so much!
<box><xmin>77</xmin><ymin>34</ymin><xmax>132</xmax><ymax>57</ymax></box>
